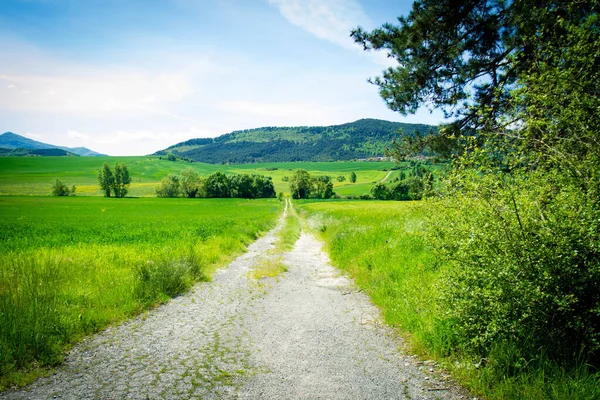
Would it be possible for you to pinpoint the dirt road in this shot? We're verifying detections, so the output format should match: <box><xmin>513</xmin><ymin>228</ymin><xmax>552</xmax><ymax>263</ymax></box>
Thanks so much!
<box><xmin>3</xmin><ymin>212</ymin><xmax>466</xmax><ymax>399</ymax></box>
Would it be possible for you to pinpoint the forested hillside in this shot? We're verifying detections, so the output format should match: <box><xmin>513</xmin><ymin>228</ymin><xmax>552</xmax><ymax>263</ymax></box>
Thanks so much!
<box><xmin>156</xmin><ymin>119</ymin><xmax>435</xmax><ymax>163</ymax></box>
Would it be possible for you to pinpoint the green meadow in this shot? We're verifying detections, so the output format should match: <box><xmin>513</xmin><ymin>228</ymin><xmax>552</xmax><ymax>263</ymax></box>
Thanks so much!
<box><xmin>0</xmin><ymin>156</ymin><xmax>398</xmax><ymax>197</ymax></box>
<box><xmin>0</xmin><ymin>196</ymin><xmax>279</xmax><ymax>388</ymax></box>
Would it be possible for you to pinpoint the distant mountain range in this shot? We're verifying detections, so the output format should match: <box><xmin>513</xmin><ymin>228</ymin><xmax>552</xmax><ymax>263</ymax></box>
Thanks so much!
<box><xmin>157</xmin><ymin>119</ymin><xmax>436</xmax><ymax>163</ymax></box>
<box><xmin>0</xmin><ymin>132</ymin><xmax>106</xmax><ymax>156</ymax></box>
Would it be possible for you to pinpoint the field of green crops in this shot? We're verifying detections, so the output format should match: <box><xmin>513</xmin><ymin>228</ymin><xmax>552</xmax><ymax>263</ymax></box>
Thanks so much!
<box><xmin>0</xmin><ymin>156</ymin><xmax>399</xmax><ymax>197</ymax></box>
<box><xmin>0</xmin><ymin>196</ymin><xmax>280</xmax><ymax>388</ymax></box>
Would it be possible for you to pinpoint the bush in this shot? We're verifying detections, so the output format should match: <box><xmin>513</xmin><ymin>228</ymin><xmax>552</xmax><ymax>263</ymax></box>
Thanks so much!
<box><xmin>370</xmin><ymin>183</ymin><xmax>389</xmax><ymax>200</ymax></box>
<box><xmin>51</xmin><ymin>179</ymin><xmax>75</xmax><ymax>196</ymax></box>
<box><xmin>428</xmin><ymin>169</ymin><xmax>600</xmax><ymax>363</ymax></box>
<box><xmin>349</xmin><ymin>171</ymin><xmax>357</xmax><ymax>183</ymax></box>
<box><xmin>155</xmin><ymin>174</ymin><xmax>180</xmax><ymax>197</ymax></box>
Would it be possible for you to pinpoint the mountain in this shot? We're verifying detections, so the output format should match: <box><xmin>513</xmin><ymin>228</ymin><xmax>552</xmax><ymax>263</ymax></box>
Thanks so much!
<box><xmin>0</xmin><ymin>132</ymin><xmax>106</xmax><ymax>156</ymax></box>
<box><xmin>157</xmin><ymin>119</ymin><xmax>436</xmax><ymax>163</ymax></box>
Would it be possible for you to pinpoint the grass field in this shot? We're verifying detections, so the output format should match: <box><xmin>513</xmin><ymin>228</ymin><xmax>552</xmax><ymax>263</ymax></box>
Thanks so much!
<box><xmin>296</xmin><ymin>199</ymin><xmax>600</xmax><ymax>400</ymax></box>
<box><xmin>0</xmin><ymin>196</ymin><xmax>280</xmax><ymax>388</ymax></box>
<box><xmin>0</xmin><ymin>157</ymin><xmax>401</xmax><ymax>197</ymax></box>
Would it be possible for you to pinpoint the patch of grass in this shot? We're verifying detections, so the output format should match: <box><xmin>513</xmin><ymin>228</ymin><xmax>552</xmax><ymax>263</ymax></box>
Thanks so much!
<box><xmin>274</xmin><ymin>200</ymin><xmax>301</xmax><ymax>253</ymax></box>
<box><xmin>0</xmin><ymin>196</ymin><xmax>280</xmax><ymax>389</ymax></box>
<box><xmin>248</xmin><ymin>258</ymin><xmax>288</xmax><ymax>279</ymax></box>
<box><xmin>296</xmin><ymin>199</ymin><xmax>600</xmax><ymax>400</ymax></box>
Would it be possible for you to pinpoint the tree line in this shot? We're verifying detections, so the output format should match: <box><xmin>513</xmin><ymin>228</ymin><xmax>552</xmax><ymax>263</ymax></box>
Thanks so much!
<box><xmin>370</xmin><ymin>163</ymin><xmax>433</xmax><ymax>201</ymax></box>
<box><xmin>156</xmin><ymin>169</ymin><xmax>276</xmax><ymax>199</ymax></box>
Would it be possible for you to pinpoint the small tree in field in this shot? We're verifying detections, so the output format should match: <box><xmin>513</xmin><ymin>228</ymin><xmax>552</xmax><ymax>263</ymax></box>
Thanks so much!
<box><xmin>112</xmin><ymin>163</ymin><xmax>131</xmax><ymax>198</ymax></box>
<box><xmin>289</xmin><ymin>169</ymin><xmax>312</xmax><ymax>199</ymax></box>
<box><xmin>51</xmin><ymin>179</ymin><xmax>75</xmax><ymax>196</ymax></box>
<box><xmin>155</xmin><ymin>174</ymin><xmax>181</xmax><ymax>197</ymax></box>
<box><xmin>180</xmin><ymin>168</ymin><xmax>203</xmax><ymax>198</ymax></box>
<box><xmin>98</xmin><ymin>162</ymin><xmax>131</xmax><ymax>197</ymax></box>
<box><xmin>98</xmin><ymin>162</ymin><xmax>114</xmax><ymax>197</ymax></box>
<box><xmin>349</xmin><ymin>172</ymin><xmax>357</xmax><ymax>183</ymax></box>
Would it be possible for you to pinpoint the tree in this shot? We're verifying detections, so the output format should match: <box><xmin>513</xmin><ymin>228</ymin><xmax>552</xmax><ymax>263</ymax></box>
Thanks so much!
<box><xmin>289</xmin><ymin>169</ymin><xmax>312</xmax><ymax>199</ymax></box>
<box><xmin>98</xmin><ymin>162</ymin><xmax>114</xmax><ymax>197</ymax></box>
<box><xmin>98</xmin><ymin>162</ymin><xmax>131</xmax><ymax>198</ymax></box>
<box><xmin>353</xmin><ymin>0</ymin><xmax>600</xmax><ymax>367</ymax></box>
<box><xmin>155</xmin><ymin>174</ymin><xmax>180</xmax><ymax>198</ymax></box>
<box><xmin>370</xmin><ymin>183</ymin><xmax>389</xmax><ymax>200</ymax></box>
<box><xmin>205</xmin><ymin>172</ymin><xmax>230</xmax><ymax>198</ymax></box>
<box><xmin>180</xmin><ymin>168</ymin><xmax>203</xmax><ymax>198</ymax></box>
<box><xmin>51</xmin><ymin>179</ymin><xmax>75</xmax><ymax>196</ymax></box>
<box><xmin>253</xmin><ymin>175</ymin><xmax>276</xmax><ymax>199</ymax></box>
<box><xmin>311</xmin><ymin>175</ymin><xmax>335</xmax><ymax>199</ymax></box>
<box><xmin>352</xmin><ymin>0</ymin><xmax>600</xmax><ymax>157</ymax></box>
<box><xmin>229</xmin><ymin>174</ymin><xmax>254</xmax><ymax>198</ymax></box>
<box><xmin>112</xmin><ymin>162</ymin><xmax>131</xmax><ymax>198</ymax></box>
<box><xmin>349</xmin><ymin>172</ymin><xmax>357</xmax><ymax>183</ymax></box>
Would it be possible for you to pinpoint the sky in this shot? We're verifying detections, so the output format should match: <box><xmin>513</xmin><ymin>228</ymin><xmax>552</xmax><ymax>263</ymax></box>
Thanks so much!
<box><xmin>0</xmin><ymin>0</ymin><xmax>444</xmax><ymax>156</ymax></box>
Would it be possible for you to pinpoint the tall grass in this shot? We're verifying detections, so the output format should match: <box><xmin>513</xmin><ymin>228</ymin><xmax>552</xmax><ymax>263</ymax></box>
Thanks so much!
<box><xmin>296</xmin><ymin>200</ymin><xmax>600</xmax><ymax>400</ymax></box>
<box><xmin>0</xmin><ymin>196</ymin><xmax>279</xmax><ymax>388</ymax></box>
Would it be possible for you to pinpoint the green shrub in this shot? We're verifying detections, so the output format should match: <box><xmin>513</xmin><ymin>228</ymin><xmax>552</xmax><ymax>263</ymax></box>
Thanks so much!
<box><xmin>51</xmin><ymin>179</ymin><xmax>75</xmax><ymax>196</ymax></box>
<box><xmin>427</xmin><ymin>168</ymin><xmax>600</xmax><ymax>364</ymax></box>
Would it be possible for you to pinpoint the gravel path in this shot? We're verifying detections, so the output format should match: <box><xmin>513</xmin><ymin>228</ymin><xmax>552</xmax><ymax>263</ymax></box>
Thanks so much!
<box><xmin>3</xmin><ymin>211</ymin><xmax>467</xmax><ymax>400</ymax></box>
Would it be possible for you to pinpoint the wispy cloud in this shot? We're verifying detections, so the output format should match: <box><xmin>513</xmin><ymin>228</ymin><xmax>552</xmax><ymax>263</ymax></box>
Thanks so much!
<box><xmin>268</xmin><ymin>0</ymin><xmax>367</xmax><ymax>50</ymax></box>
<box><xmin>268</xmin><ymin>0</ymin><xmax>394</xmax><ymax>67</ymax></box>
<box><xmin>0</xmin><ymin>71</ymin><xmax>193</xmax><ymax>115</ymax></box>
<box><xmin>0</xmin><ymin>39</ymin><xmax>218</xmax><ymax>118</ymax></box>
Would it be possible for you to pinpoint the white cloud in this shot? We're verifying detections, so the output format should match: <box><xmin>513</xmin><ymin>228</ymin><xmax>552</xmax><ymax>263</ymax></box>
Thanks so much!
<box><xmin>0</xmin><ymin>39</ymin><xmax>218</xmax><ymax>118</ymax></box>
<box><xmin>78</xmin><ymin>128</ymin><xmax>217</xmax><ymax>156</ymax></box>
<box><xmin>22</xmin><ymin>132</ymin><xmax>45</xmax><ymax>141</ymax></box>
<box><xmin>0</xmin><ymin>71</ymin><xmax>194</xmax><ymax>114</ymax></box>
<box><xmin>268</xmin><ymin>0</ymin><xmax>367</xmax><ymax>50</ymax></box>
<box><xmin>267</xmin><ymin>0</ymin><xmax>395</xmax><ymax>68</ymax></box>
<box><xmin>67</xmin><ymin>130</ymin><xmax>88</xmax><ymax>139</ymax></box>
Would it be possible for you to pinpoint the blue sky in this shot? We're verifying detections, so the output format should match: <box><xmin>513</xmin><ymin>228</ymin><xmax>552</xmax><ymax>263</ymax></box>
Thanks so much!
<box><xmin>0</xmin><ymin>0</ymin><xmax>443</xmax><ymax>156</ymax></box>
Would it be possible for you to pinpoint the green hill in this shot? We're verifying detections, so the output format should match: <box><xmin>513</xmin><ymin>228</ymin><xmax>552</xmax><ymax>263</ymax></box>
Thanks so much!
<box><xmin>157</xmin><ymin>119</ymin><xmax>436</xmax><ymax>163</ymax></box>
<box><xmin>0</xmin><ymin>132</ymin><xmax>106</xmax><ymax>156</ymax></box>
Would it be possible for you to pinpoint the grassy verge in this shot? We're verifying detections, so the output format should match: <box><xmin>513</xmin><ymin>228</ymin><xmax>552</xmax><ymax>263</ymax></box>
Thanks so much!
<box><xmin>249</xmin><ymin>199</ymin><xmax>300</xmax><ymax>280</ymax></box>
<box><xmin>274</xmin><ymin>199</ymin><xmax>301</xmax><ymax>253</ymax></box>
<box><xmin>0</xmin><ymin>196</ymin><xmax>280</xmax><ymax>390</ymax></box>
<box><xmin>296</xmin><ymin>199</ymin><xmax>600</xmax><ymax>400</ymax></box>
<box><xmin>248</xmin><ymin>258</ymin><xmax>289</xmax><ymax>279</ymax></box>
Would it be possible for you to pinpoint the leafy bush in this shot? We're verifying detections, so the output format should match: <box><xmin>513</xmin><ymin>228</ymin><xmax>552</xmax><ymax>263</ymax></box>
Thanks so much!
<box><xmin>155</xmin><ymin>174</ymin><xmax>181</xmax><ymax>197</ymax></box>
<box><xmin>428</xmin><ymin>168</ymin><xmax>600</xmax><ymax>363</ymax></box>
<box><xmin>51</xmin><ymin>179</ymin><xmax>75</xmax><ymax>196</ymax></box>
